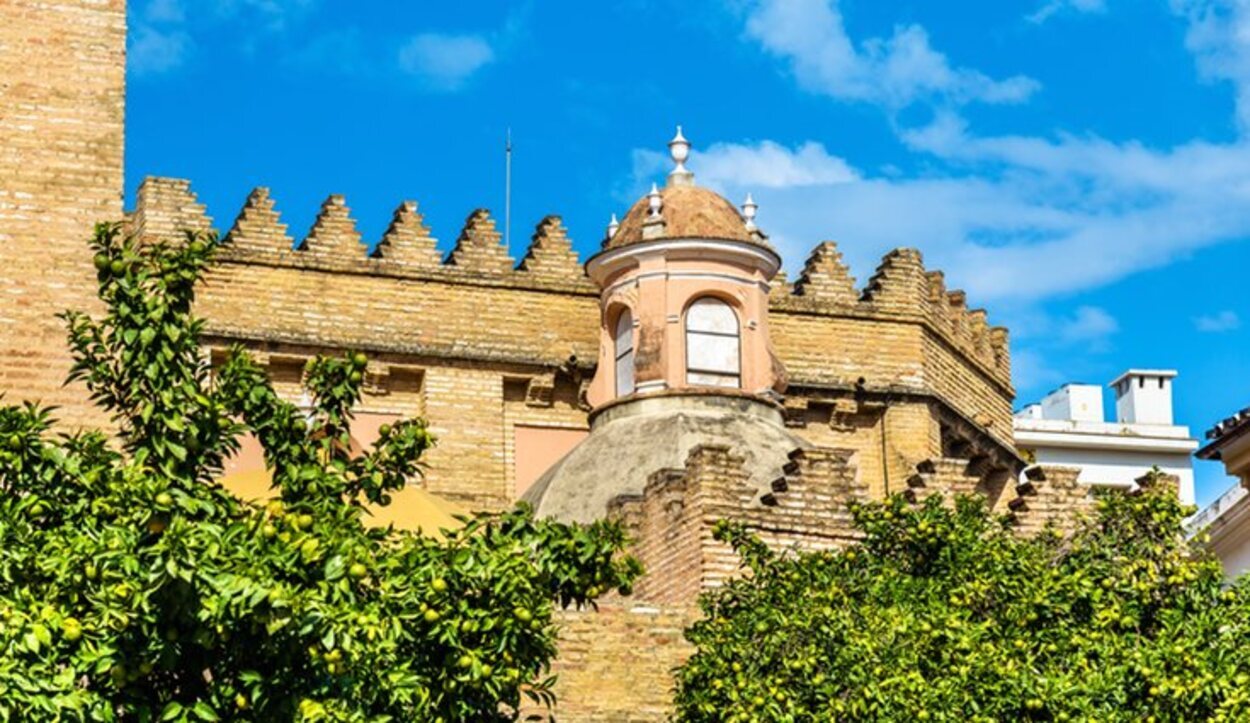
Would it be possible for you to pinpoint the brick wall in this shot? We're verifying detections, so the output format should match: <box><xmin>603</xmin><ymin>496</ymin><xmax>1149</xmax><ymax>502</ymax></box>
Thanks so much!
<box><xmin>0</xmin><ymin>0</ymin><xmax>125</xmax><ymax>429</ymax></box>
<box><xmin>613</xmin><ymin>444</ymin><xmax>870</xmax><ymax>607</ymax></box>
<box><xmin>106</xmin><ymin>178</ymin><xmax>1019</xmax><ymax>509</ymax></box>
<box><xmin>526</xmin><ymin>603</ymin><xmax>696</xmax><ymax>722</ymax></box>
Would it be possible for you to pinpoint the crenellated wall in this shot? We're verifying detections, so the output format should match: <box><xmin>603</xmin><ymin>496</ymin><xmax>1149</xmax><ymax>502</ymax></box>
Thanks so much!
<box><xmin>116</xmin><ymin>176</ymin><xmax>1021</xmax><ymax>510</ymax></box>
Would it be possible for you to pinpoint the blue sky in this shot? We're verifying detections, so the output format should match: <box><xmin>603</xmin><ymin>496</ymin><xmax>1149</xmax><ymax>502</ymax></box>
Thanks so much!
<box><xmin>126</xmin><ymin>0</ymin><xmax>1249</xmax><ymax>506</ymax></box>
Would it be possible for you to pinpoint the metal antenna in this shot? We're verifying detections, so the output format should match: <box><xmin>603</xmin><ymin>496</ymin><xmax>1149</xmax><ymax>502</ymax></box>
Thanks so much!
<box><xmin>504</xmin><ymin>127</ymin><xmax>512</xmax><ymax>254</ymax></box>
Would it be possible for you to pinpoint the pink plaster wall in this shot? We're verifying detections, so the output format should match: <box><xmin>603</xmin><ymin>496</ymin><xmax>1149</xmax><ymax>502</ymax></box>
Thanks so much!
<box><xmin>586</xmin><ymin>244</ymin><xmax>782</xmax><ymax>409</ymax></box>
<box><xmin>514</xmin><ymin>425</ymin><xmax>589</xmax><ymax>497</ymax></box>
<box><xmin>221</xmin><ymin>411</ymin><xmax>403</xmax><ymax>479</ymax></box>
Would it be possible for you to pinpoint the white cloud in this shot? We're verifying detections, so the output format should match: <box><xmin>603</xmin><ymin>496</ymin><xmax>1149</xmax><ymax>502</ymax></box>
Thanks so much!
<box><xmin>697</xmin><ymin>141</ymin><xmax>860</xmax><ymax>188</ymax></box>
<box><xmin>1194</xmin><ymin>310</ymin><xmax>1242</xmax><ymax>332</ymax></box>
<box><xmin>1027</xmin><ymin>0</ymin><xmax>1108</xmax><ymax>24</ymax></box>
<box><xmin>619</xmin><ymin>2</ymin><xmax>1250</xmax><ymax>307</ymax></box>
<box><xmin>129</xmin><ymin>0</ymin><xmax>320</xmax><ymax>77</ymax></box>
<box><xmin>1171</xmin><ymin>0</ymin><xmax>1250</xmax><ymax>130</ymax></box>
<box><xmin>1011</xmin><ymin>348</ymin><xmax>1067</xmax><ymax>390</ymax></box>
<box><xmin>129</xmin><ymin>24</ymin><xmax>192</xmax><ymax>76</ymax></box>
<box><xmin>652</xmin><ymin>135</ymin><xmax>1250</xmax><ymax>303</ymax></box>
<box><xmin>145</xmin><ymin>0</ymin><xmax>185</xmax><ymax>23</ymax></box>
<box><xmin>212</xmin><ymin>0</ymin><xmax>317</xmax><ymax>31</ymax></box>
<box><xmin>634</xmin><ymin>140</ymin><xmax>860</xmax><ymax>191</ymax></box>
<box><xmin>744</xmin><ymin>0</ymin><xmax>1039</xmax><ymax>111</ymax></box>
<box><xmin>1058</xmin><ymin>306</ymin><xmax>1119</xmax><ymax>345</ymax></box>
<box><xmin>398</xmin><ymin>33</ymin><xmax>495</xmax><ymax>91</ymax></box>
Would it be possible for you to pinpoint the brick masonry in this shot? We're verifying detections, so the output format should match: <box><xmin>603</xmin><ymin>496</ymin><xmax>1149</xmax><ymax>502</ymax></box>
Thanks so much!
<box><xmin>107</xmin><ymin>177</ymin><xmax>1021</xmax><ymax>511</ymax></box>
<box><xmin>0</xmin><ymin>6</ymin><xmax>1107</xmax><ymax>720</ymax></box>
<box><xmin>0</xmin><ymin>0</ymin><xmax>125</xmax><ymax>431</ymax></box>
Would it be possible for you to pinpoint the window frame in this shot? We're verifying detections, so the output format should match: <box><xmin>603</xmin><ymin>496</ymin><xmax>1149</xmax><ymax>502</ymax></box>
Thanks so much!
<box><xmin>683</xmin><ymin>296</ymin><xmax>742</xmax><ymax>389</ymax></box>
<box><xmin>613</xmin><ymin>308</ymin><xmax>635</xmax><ymax>397</ymax></box>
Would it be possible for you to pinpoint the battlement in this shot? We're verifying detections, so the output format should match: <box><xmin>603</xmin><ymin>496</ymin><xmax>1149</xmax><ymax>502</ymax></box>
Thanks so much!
<box><xmin>611</xmin><ymin>443</ymin><xmax>869</xmax><ymax>606</ymax></box>
<box><xmin>129</xmin><ymin>177</ymin><xmax>1011</xmax><ymax>389</ymax></box>
<box><xmin>779</xmin><ymin>244</ymin><xmax>1011</xmax><ymax>386</ymax></box>
<box><xmin>130</xmin><ymin>177</ymin><xmax>597</xmax><ymax>295</ymax></box>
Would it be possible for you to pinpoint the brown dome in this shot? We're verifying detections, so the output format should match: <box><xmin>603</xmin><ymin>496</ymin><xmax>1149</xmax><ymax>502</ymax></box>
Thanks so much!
<box><xmin>605</xmin><ymin>183</ymin><xmax>771</xmax><ymax>251</ymax></box>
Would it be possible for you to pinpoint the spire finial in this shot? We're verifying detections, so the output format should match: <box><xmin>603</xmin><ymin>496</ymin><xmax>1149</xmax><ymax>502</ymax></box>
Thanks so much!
<box><xmin>742</xmin><ymin>193</ymin><xmax>758</xmax><ymax>231</ymax></box>
<box><xmin>647</xmin><ymin>183</ymin><xmax>663</xmax><ymax>218</ymax></box>
<box><xmin>606</xmin><ymin>213</ymin><xmax>620</xmax><ymax>239</ymax></box>
<box><xmin>668</xmin><ymin>125</ymin><xmax>694</xmax><ymax>186</ymax></box>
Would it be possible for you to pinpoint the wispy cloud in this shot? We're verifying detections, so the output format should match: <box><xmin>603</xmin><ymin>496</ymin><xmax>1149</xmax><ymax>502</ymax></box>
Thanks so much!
<box><xmin>633</xmin><ymin>140</ymin><xmax>859</xmax><ymax>191</ymax></box>
<box><xmin>1171</xmin><ymin>0</ymin><xmax>1250</xmax><ymax>130</ymax></box>
<box><xmin>630</xmin><ymin>0</ymin><xmax>1250</xmax><ymax>310</ymax></box>
<box><xmin>128</xmin><ymin>0</ymin><xmax>319</xmax><ymax>77</ymax></box>
<box><xmin>1194</xmin><ymin>310</ymin><xmax>1242</xmax><ymax>332</ymax></box>
<box><xmin>397</xmin><ymin>33</ymin><xmax>496</xmax><ymax>91</ymax></box>
<box><xmin>1058</xmin><ymin>306</ymin><xmax>1119</xmax><ymax>347</ymax></box>
<box><xmin>1011</xmin><ymin>348</ymin><xmax>1067</xmax><ymax>390</ymax></box>
<box><xmin>1027</xmin><ymin>0</ymin><xmax>1108</xmax><ymax>25</ymax></box>
<box><xmin>129</xmin><ymin>24</ymin><xmax>192</xmax><ymax>76</ymax></box>
<box><xmin>744</xmin><ymin>0</ymin><xmax>1039</xmax><ymax>111</ymax></box>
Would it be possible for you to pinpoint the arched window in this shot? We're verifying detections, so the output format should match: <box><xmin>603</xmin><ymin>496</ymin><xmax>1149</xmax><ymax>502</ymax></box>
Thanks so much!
<box><xmin>614</xmin><ymin>309</ymin><xmax>635</xmax><ymax>397</ymax></box>
<box><xmin>685</xmin><ymin>297</ymin><xmax>740</xmax><ymax>388</ymax></box>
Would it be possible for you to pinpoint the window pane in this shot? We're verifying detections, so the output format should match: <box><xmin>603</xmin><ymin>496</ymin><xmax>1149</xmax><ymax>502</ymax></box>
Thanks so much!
<box><xmin>686</xmin><ymin>298</ymin><xmax>738</xmax><ymax>334</ymax></box>
<box><xmin>687</xmin><ymin>332</ymin><xmax>740</xmax><ymax>374</ymax></box>
<box><xmin>615</xmin><ymin>350</ymin><xmax>635</xmax><ymax>396</ymax></box>
<box><xmin>687</xmin><ymin>371</ymin><xmax>739</xmax><ymax>387</ymax></box>
<box><xmin>614</xmin><ymin>310</ymin><xmax>633</xmax><ymax>355</ymax></box>
<box><xmin>614</xmin><ymin>309</ymin><xmax>634</xmax><ymax>397</ymax></box>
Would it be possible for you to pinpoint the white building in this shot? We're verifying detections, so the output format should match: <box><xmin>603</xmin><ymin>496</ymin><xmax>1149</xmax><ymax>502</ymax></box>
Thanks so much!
<box><xmin>1013</xmin><ymin>370</ymin><xmax>1198</xmax><ymax>504</ymax></box>
<box><xmin>1190</xmin><ymin>407</ymin><xmax>1250</xmax><ymax>578</ymax></box>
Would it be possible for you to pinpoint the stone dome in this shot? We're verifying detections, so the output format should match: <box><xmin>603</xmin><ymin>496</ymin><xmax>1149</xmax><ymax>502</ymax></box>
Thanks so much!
<box><xmin>522</xmin><ymin>392</ymin><xmax>809</xmax><ymax>524</ymax></box>
<box><xmin>604</xmin><ymin>184</ymin><xmax>772</xmax><ymax>251</ymax></box>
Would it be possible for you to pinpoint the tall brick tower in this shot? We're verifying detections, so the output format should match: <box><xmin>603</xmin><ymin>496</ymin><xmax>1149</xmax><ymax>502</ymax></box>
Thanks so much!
<box><xmin>0</xmin><ymin>1</ymin><xmax>126</xmax><ymax>428</ymax></box>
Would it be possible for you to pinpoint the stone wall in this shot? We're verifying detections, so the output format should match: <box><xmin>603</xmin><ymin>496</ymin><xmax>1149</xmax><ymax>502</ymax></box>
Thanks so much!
<box><xmin>112</xmin><ymin>177</ymin><xmax>1019</xmax><ymax>510</ymax></box>
<box><xmin>0</xmin><ymin>0</ymin><xmax>125</xmax><ymax>429</ymax></box>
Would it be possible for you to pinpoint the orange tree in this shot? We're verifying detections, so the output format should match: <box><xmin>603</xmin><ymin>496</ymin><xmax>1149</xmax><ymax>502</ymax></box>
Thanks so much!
<box><xmin>0</xmin><ymin>225</ymin><xmax>639</xmax><ymax>721</ymax></box>
<box><xmin>674</xmin><ymin>481</ymin><xmax>1250</xmax><ymax>722</ymax></box>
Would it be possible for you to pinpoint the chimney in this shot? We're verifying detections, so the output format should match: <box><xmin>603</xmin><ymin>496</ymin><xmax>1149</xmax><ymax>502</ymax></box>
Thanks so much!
<box><xmin>1110</xmin><ymin>369</ymin><xmax>1177</xmax><ymax>426</ymax></box>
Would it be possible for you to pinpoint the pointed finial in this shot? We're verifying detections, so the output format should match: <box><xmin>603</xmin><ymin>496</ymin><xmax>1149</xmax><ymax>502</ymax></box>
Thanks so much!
<box><xmin>668</xmin><ymin>125</ymin><xmax>694</xmax><ymax>186</ymax></box>
<box><xmin>647</xmin><ymin>183</ymin><xmax>663</xmax><ymax>218</ymax></box>
<box><xmin>607</xmin><ymin>213</ymin><xmax>620</xmax><ymax>239</ymax></box>
<box><xmin>742</xmin><ymin>193</ymin><xmax>758</xmax><ymax>231</ymax></box>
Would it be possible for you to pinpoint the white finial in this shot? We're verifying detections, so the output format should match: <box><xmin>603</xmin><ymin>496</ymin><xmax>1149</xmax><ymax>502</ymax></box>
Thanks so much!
<box><xmin>742</xmin><ymin>193</ymin><xmax>758</xmax><ymax>230</ymax></box>
<box><xmin>647</xmin><ymin>183</ymin><xmax>663</xmax><ymax>218</ymax></box>
<box><xmin>668</xmin><ymin>125</ymin><xmax>693</xmax><ymax>186</ymax></box>
<box><xmin>607</xmin><ymin>213</ymin><xmax>620</xmax><ymax>238</ymax></box>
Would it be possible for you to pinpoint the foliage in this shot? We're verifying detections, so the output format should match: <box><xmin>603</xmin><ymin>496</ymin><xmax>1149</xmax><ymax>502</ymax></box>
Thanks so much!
<box><xmin>674</xmin><ymin>481</ymin><xmax>1250</xmax><ymax>722</ymax></box>
<box><xmin>0</xmin><ymin>224</ymin><xmax>640</xmax><ymax>721</ymax></box>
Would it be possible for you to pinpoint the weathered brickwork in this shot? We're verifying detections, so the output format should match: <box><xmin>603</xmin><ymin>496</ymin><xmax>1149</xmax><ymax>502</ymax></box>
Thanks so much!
<box><xmin>1009</xmin><ymin>465</ymin><xmax>1097</xmax><ymax>537</ymax></box>
<box><xmin>0</xmin><ymin>7</ymin><xmax>1062</xmax><ymax>719</ymax></box>
<box><xmin>785</xmin><ymin>397</ymin><xmax>940</xmax><ymax>500</ymax></box>
<box><xmin>0</xmin><ymin>0</ymin><xmax>125</xmax><ymax>429</ymax></box>
<box><xmin>612</xmin><ymin>444</ymin><xmax>870</xmax><ymax>607</ymax></box>
<box><xmin>83</xmin><ymin>179</ymin><xmax>1019</xmax><ymax>514</ymax></box>
<box><xmin>525</xmin><ymin>604</ymin><xmax>697</xmax><ymax>722</ymax></box>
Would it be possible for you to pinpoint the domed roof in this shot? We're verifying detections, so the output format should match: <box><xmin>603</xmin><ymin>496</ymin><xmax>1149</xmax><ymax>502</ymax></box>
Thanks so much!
<box><xmin>605</xmin><ymin>183</ymin><xmax>770</xmax><ymax>251</ymax></box>
<box><xmin>522</xmin><ymin>393</ymin><xmax>809</xmax><ymax>524</ymax></box>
